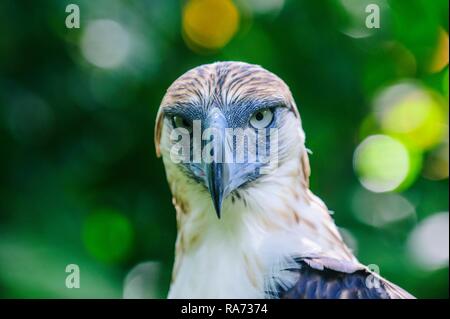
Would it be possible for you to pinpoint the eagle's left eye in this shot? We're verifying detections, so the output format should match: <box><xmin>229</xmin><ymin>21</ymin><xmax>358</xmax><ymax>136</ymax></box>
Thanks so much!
<box><xmin>172</xmin><ymin>115</ymin><xmax>193</xmax><ymax>133</ymax></box>
<box><xmin>249</xmin><ymin>109</ymin><xmax>274</xmax><ymax>129</ymax></box>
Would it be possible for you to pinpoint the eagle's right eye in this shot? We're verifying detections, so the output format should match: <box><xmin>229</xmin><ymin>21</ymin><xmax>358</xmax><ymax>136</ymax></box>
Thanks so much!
<box><xmin>249</xmin><ymin>108</ymin><xmax>274</xmax><ymax>129</ymax></box>
<box><xmin>172</xmin><ymin>115</ymin><xmax>193</xmax><ymax>133</ymax></box>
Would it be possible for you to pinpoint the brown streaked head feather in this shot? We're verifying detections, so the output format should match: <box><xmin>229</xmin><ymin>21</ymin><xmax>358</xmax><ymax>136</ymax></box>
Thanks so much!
<box><xmin>154</xmin><ymin>61</ymin><xmax>301</xmax><ymax>157</ymax></box>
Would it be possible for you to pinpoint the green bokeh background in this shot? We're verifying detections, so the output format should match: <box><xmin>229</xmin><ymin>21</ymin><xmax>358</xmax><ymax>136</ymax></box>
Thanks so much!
<box><xmin>0</xmin><ymin>0</ymin><xmax>448</xmax><ymax>298</ymax></box>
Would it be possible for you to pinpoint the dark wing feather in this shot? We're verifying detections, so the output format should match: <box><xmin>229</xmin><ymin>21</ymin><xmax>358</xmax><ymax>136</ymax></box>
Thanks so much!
<box><xmin>271</xmin><ymin>257</ymin><xmax>414</xmax><ymax>299</ymax></box>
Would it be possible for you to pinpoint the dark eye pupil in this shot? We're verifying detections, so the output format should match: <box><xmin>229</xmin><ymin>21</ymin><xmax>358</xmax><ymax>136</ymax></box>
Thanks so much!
<box><xmin>255</xmin><ymin>112</ymin><xmax>264</xmax><ymax>121</ymax></box>
<box><xmin>182</xmin><ymin>119</ymin><xmax>191</xmax><ymax>127</ymax></box>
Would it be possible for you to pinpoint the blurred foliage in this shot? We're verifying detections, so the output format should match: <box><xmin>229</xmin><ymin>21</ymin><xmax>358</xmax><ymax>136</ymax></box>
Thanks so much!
<box><xmin>0</xmin><ymin>0</ymin><xmax>448</xmax><ymax>298</ymax></box>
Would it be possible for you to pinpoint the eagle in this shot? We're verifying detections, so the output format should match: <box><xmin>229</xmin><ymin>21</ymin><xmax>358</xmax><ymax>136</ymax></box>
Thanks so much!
<box><xmin>154</xmin><ymin>61</ymin><xmax>414</xmax><ymax>299</ymax></box>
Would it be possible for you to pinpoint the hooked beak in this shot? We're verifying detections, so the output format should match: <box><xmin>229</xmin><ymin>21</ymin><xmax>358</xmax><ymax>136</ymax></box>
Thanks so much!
<box><xmin>197</xmin><ymin>107</ymin><xmax>264</xmax><ymax>219</ymax></box>
<box><xmin>203</xmin><ymin>108</ymin><xmax>230</xmax><ymax>219</ymax></box>
<box><xmin>206</xmin><ymin>161</ymin><xmax>228</xmax><ymax>219</ymax></box>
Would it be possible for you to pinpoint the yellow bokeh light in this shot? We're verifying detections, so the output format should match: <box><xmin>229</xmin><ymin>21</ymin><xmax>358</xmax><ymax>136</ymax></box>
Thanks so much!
<box><xmin>182</xmin><ymin>0</ymin><xmax>240</xmax><ymax>51</ymax></box>
<box><xmin>375</xmin><ymin>82</ymin><xmax>447</xmax><ymax>151</ymax></box>
<box><xmin>353</xmin><ymin>135</ymin><xmax>415</xmax><ymax>193</ymax></box>
<box><xmin>429</xmin><ymin>28</ymin><xmax>449</xmax><ymax>73</ymax></box>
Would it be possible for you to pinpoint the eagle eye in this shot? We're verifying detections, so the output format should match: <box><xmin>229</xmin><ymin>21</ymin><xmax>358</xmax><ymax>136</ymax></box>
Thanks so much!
<box><xmin>249</xmin><ymin>109</ymin><xmax>274</xmax><ymax>129</ymax></box>
<box><xmin>172</xmin><ymin>115</ymin><xmax>193</xmax><ymax>133</ymax></box>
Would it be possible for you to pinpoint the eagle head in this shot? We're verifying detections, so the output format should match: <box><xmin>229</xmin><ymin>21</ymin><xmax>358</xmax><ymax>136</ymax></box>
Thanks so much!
<box><xmin>154</xmin><ymin>61</ymin><xmax>310</xmax><ymax>219</ymax></box>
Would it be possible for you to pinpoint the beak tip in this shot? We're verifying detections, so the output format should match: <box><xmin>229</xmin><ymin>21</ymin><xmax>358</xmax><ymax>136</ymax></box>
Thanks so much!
<box><xmin>213</xmin><ymin>199</ymin><xmax>222</xmax><ymax>219</ymax></box>
<box><xmin>207</xmin><ymin>161</ymin><xmax>225</xmax><ymax>220</ymax></box>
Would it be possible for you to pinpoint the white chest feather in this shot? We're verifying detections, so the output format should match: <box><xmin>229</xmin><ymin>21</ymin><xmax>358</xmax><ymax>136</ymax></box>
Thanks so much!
<box><xmin>166</xmin><ymin>164</ymin><xmax>356</xmax><ymax>298</ymax></box>
<box><xmin>168</xmin><ymin>219</ymin><xmax>264</xmax><ymax>298</ymax></box>
<box><xmin>160</xmin><ymin>117</ymin><xmax>356</xmax><ymax>298</ymax></box>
